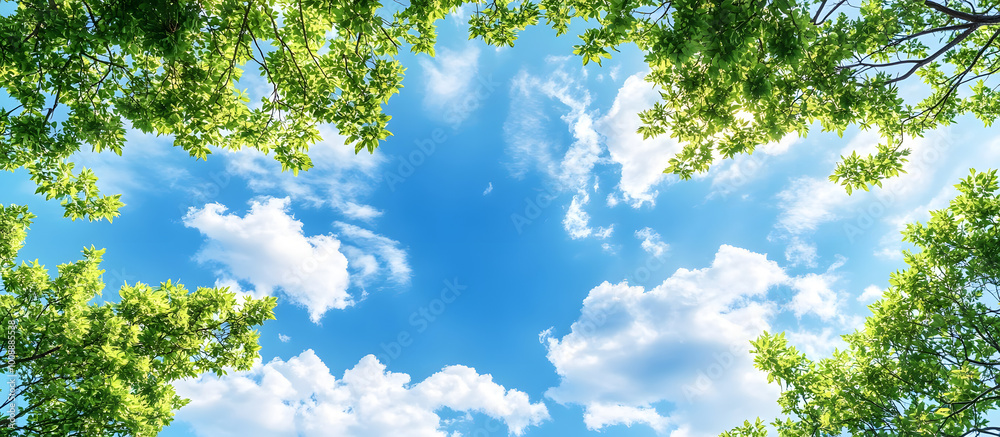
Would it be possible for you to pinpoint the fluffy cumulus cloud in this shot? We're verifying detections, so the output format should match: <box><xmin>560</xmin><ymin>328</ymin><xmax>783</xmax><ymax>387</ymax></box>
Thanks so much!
<box><xmin>584</xmin><ymin>403</ymin><xmax>669</xmax><ymax>433</ymax></box>
<box><xmin>542</xmin><ymin>246</ymin><xmax>852</xmax><ymax>435</ymax></box>
<box><xmin>183</xmin><ymin>197</ymin><xmax>409</xmax><ymax>323</ymax></box>
<box><xmin>788</xmin><ymin>272</ymin><xmax>842</xmax><ymax>321</ymax></box>
<box><xmin>857</xmin><ymin>284</ymin><xmax>884</xmax><ymax>302</ymax></box>
<box><xmin>541</xmin><ymin>245</ymin><xmax>791</xmax><ymax>435</ymax></box>
<box><xmin>596</xmin><ymin>73</ymin><xmax>682</xmax><ymax>207</ymax></box>
<box><xmin>183</xmin><ymin>197</ymin><xmax>350</xmax><ymax>322</ymax></box>
<box><xmin>173</xmin><ymin>350</ymin><xmax>549</xmax><ymax>437</ymax></box>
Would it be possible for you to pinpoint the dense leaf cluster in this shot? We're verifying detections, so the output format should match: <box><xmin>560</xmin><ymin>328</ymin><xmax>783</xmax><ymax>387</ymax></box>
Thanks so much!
<box><xmin>727</xmin><ymin>169</ymin><xmax>1000</xmax><ymax>436</ymax></box>
<box><xmin>0</xmin><ymin>204</ymin><xmax>276</xmax><ymax>436</ymax></box>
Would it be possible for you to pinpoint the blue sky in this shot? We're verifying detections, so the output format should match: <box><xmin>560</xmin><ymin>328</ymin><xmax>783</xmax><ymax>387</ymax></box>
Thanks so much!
<box><xmin>3</xmin><ymin>7</ymin><xmax>1000</xmax><ymax>437</ymax></box>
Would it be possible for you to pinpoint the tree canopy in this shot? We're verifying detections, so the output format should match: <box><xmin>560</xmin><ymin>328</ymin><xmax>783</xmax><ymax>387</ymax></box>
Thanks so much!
<box><xmin>4</xmin><ymin>0</ymin><xmax>1000</xmax><ymax>220</ymax></box>
<box><xmin>725</xmin><ymin>169</ymin><xmax>1000</xmax><ymax>437</ymax></box>
<box><xmin>0</xmin><ymin>204</ymin><xmax>277</xmax><ymax>436</ymax></box>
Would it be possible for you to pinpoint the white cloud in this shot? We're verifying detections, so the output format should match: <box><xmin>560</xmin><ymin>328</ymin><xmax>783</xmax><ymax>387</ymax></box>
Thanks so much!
<box><xmin>504</xmin><ymin>61</ymin><xmax>626</xmax><ymax>239</ymax></box>
<box><xmin>419</xmin><ymin>45</ymin><xmax>481</xmax><ymax>123</ymax></box>
<box><xmin>874</xmin><ymin>184</ymin><xmax>956</xmax><ymax>259</ymax></box>
<box><xmin>857</xmin><ymin>284</ymin><xmax>883</xmax><ymax>302</ymax></box>
<box><xmin>758</xmin><ymin>131</ymin><xmax>799</xmax><ymax>155</ymax></box>
<box><xmin>542</xmin><ymin>245</ymin><xmax>788</xmax><ymax>435</ymax></box>
<box><xmin>635</xmin><ymin>227</ymin><xmax>669</xmax><ymax>258</ymax></box>
<box><xmin>563</xmin><ymin>194</ymin><xmax>593</xmax><ymax>239</ymax></box>
<box><xmin>563</xmin><ymin>192</ymin><xmax>613</xmax><ymax>240</ymax></box>
<box><xmin>448</xmin><ymin>3</ymin><xmax>476</xmax><ymax>22</ymax></box>
<box><xmin>597</xmin><ymin>74</ymin><xmax>680</xmax><ymax>207</ymax></box>
<box><xmin>334</xmin><ymin>221</ymin><xmax>411</xmax><ymax>285</ymax></box>
<box><xmin>784</xmin><ymin>328</ymin><xmax>845</xmax><ymax>359</ymax></box>
<box><xmin>776</xmin><ymin>176</ymin><xmax>853</xmax><ymax>234</ymax></box>
<box><xmin>221</xmin><ymin>124</ymin><xmax>385</xmax><ymax>218</ymax></box>
<box><xmin>183</xmin><ymin>197</ymin><xmax>352</xmax><ymax>323</ymax></box>
<box><xmin>213</xmin><ymin>277</ymin><xmax>255</xmax><ymax>301</ymax></box>
<box><xmin>710</xmin><ymin>132</ymin><xmax>798</xmax><ymax>197</ymax></box>
<box><xmin>340</xmin><ymin>202</ymin><xmax>383</xmax><ymax>221</ymax></box>
<box><xmin>583</xmin><ymin>403</ymin><xmax>669</xmax><ymax>433</ymax></box>
<box><xmin>173</xmin><ymin>350</ymin><xmax>549</xmax><ymax>437</ymax></box>
<box><xmin>783</xmin><ymin>237</ymin><xmax>818</xmax><ymax>268</ymax></box>
<box><xmin>504</xmin><ymin>62</ymin><xmax>603</xmax><ymax>192</ymax></box>
<box><xmin>609</xmin><ymin>65</ymin><xmax>622</xmax><ymax>82</ymax></box>
<box><xmin>483</xmin><ymin>182</ymin><xmax>493</xmax><ymax>196</ymax></box>
<box><xmin>772</xmin><ymin>126</ymin><xmax>968</xmax><ymax>265</ymax></box>
<box><xmin>278</xmin><ymin>333</ymin><xmax>291</xmax><ymax>343</ymax></box>
<box><xmin>504</xmin><ymin>65</ymin><xmax>805</xmax><ymax>222</ymax></box>
<box><xmin>788</xmin><ymin>272</ymin><xmax>842</xmax><ymax>321</ymax></box>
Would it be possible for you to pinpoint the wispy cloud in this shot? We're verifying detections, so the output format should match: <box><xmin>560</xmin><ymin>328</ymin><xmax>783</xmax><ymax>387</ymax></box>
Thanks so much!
<box><xmin>221</xmin><ymin>124</ymin><xmax>385</xmax><ymax>221</ymax></box>
<box><xmin>563</xmin><ymin>192</ymin><xmax>613</xmax><ymax>240</ymax></box>
<box><xmin>334</xmin><ymin>221</ymin><xmax>411</xmax><ymax>286</ymax></box>
<box><xmin>419</xmin><ymin>44</ymin><xmax>482</xmax><ymax>125</ymax></box>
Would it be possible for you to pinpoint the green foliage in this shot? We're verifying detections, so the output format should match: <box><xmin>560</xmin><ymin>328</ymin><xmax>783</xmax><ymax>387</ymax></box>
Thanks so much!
<box><xmin>0</xmin><ymin>204</ymin><xmax>277</xmax><ymax>436</ymax></box>
<box><xmin>0</xmin><ymin>0</ymin><xmax>423</xmax><ymax>220</ymax></box>
<box><xmin>461</xmin><ymin>0</ymin><xmax>1000</xmax><ymax>194</ymax></box>
<box><xmin>727</xmin><ymin>169</ymin><xmax>1000</xmax><ymax>436</ymax></box>
<box><xmin>5</xmin><ymin>0</ymin><xmax>1000</xmax><ymax>220</ymax></box>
